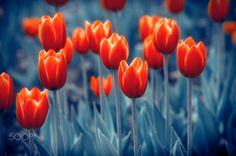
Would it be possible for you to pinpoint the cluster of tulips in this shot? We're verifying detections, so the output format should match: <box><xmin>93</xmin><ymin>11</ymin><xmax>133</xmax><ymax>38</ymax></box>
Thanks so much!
<box><xmin>0</xmin><ymin>0</ymin><xmax>233</xmax><ymax>155</ymax></box>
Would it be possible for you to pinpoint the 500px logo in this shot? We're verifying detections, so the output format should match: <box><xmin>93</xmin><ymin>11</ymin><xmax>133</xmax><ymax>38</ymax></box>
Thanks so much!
<box><xmin>9</xmin><ymin>130</ymin><xmax>36</xmax><ymax>141</ymax></box>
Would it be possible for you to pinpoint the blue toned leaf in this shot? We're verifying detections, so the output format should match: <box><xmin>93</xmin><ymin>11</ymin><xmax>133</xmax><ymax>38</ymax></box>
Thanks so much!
<box><xmin>97</xmin><ymin>129</ymin><xmax>119</xmax><ymax>156</ymax></box>
<box><xmin>122</xmin><ymin>131</ymin><xmax>131</xmax><ymax>155</ymax></box>
<box><xmin>69</xmin><ymin>133</ymin><xmax>83</xmax><ymax>155</ymax></box>
<box><xmin>34</xmin><ymin>135</ymin><xmax>50</xmax><ymax>156</ymax></box>
<box><xmin>170</xmin><ymin>138</ymin><xmax>186</xmax><ymax>156</ymax></box>
<box><xmin>225</xmin><ymin>141</ymin><xmax>236</xmax><ymax>156</ymax></box>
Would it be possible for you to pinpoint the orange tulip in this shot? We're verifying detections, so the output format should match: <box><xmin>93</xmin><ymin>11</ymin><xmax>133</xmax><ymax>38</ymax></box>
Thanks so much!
<box><xmin>38</xmin><ymin>49</ymin><xmax>67</xmax><ymax>90</ymax></box>
<box><xmin>85</xmin><ymin>20</ymin><xmax>112</xmax><ymax>54</ymax></box>
<box><xmin>100</xmin><ymin>33</ymin><xmax>129</xmax><ymax>69</ymax></box>
<box><xmin>118</xmin><ymin>57</ymin><xmax>148</xmax><ymax>98</ymax></box>
<box><xmin>39</xmin><ymin>12</ymin><xmax>67</xmax><ymax>51</ymax></box>
<box><xmin>0</xmin><ymin>72</ymin><xmax>14</xmax><ymax>111</ymax></box>
<box><xmin>90</xmin><ymin>74</ymin><xmax>113</xmax><ymax>96</ymax></box>
<box><xmin>139</xmin><ymin>15</ymin><xmax>159</xmax><ymax>41</ymax></box>
<box><xmin>223</xmin><ymin>21</ymin><xmax>236</xmax><ymax>35</ymax></box>
<box><xmin>177</xmin><ymin>37</ymin><xmax>207</xmax><ymax>78</ymax></box>
<box><xmin>143</xmin><ymin>35</ymin><xmax>163</xmax><ymax>69</ymax></box>
<box><xmin>72</xmin><ymin>27</ymin><xmax>90</xmax><ymax>54</ymax></box>
<box><xmin>63</xmin><ymin>37</ymin><xmax>73</xmax><ymax>64</ymax></box>
<box><xmin>46</xmin><ymin>0</ymin><xmax>68</xmax><ymax>6</ymax></box>
<box><xmin>153</xmin><ymin>18</ymin><xmax>180</xmax><ymax>54</ymax></box>
<box><xmin>16</xmin><ymin>88</ymin><xmax>49</xmax><ymax>129</ymax></box>
<box><xmin>100</xmin><ymin>0</ymin><xmax>127</xmax><ymax>12</ymax></box>
<box><xmin>166</xmin><ymin>0</ymin><xmax>185</xmax><ymax>14</ymax></box>
<box><xmin>22</xmin><ymin>17</ymin><xmax>41</xmax><ymax>37</ymax></box>
<box><xmin>208</xmin><ymin>0</ymin><xmax>230</xmax><ymax>23</ymax></box>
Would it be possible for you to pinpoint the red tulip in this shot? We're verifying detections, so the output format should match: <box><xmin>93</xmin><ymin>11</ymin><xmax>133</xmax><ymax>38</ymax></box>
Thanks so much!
<box><xmin>223</xmin><ymin>21</ymin><xmax>236</xmax><ymax>35</ymax></box>
<box><xmin>153</xmin><ymin>18</ymin><xmax>180</xmax><ymax>54</ymax></box>
<box><xmin>143</xmin><ymin>35</ymin><xmax>163</xmax><ymax>69</ymax></box>
<box><xmin>139</xmin><ymin>15</ymin><xmax>159</xmax><ymax>41</ymax></box>
<box><xmin>39</xmin><ymin>12</ymin><xmax>67</xmax><ymax>51</ymax></box>
<box><xmin>16</xmin><ymin>88</ymin><xmax>49</xmax><ymax>129</ymax></box>
<box><xmin>38</xmin><ymin>49</ymin><xmax>67</xmax><ymax>90</ymax></box>
<box><xmin>100</xmin><ymin>33</ymin><xmax>129</xmax><ymax>69</ymax></box>
<box><xmin>208</xmin><ymin>0</ymin><xmax>230</xmax><ymax>23</ymax></box>
<box><xmin>46</xmin><ymin>0</ymin><xmax>68</xmax><ymax>6</ymax></box>
<box><xmin>90</xmin><ymin>74</ymin><xmax>113</xmax><ymax>96</ymax></box>
<box><xmin>177</xmin><ymin>37</ymin><xmax>207</xmax><ymax>78</ymax></box>
<box><xmin>118</xmin><ymin>57</ymin><xmax>148</xmax><ymax>98</ymax></box>
<box><xmin>22</xmin><ymin>17</ymin><xmax>41</xmax><ymax>37</ymax></box>
<box><xmin>72</xmin><ymin>27</ymin><xmax>90</xmax><ymax>54</ymax></box>
<box><xmin>166</xmin><ymin>0</ymin><xmax>185</xmax><ymax>14</ymax></box>
<box><xmin>63</xmin><ymin>37</ymin><xmax>73</xmax><ymax>64</ymax></box>
<box><xmin>0</xmin><ymin>72</ymin><xmax>14</xmax><ymax>111</ymax></box>
<box><xmin>85</xmin><ymin>20</ymin><xmax>112</xmax><ymax>54</ymax></box>
<box><xmin>100</xmin><ymin>0</ymin><xmax>127</xmax><ymax>12</ymax></box>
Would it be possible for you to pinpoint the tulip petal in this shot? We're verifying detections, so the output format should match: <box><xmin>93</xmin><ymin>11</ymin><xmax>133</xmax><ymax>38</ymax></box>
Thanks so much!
<box><xmin>118</xmin><ymin>60</ymin><xmax>128</xmax><ymax>93</ymax></box>
<box><xmin>100</xmin><ymin>38</ymin><xmax>112</xmax><ymax>68</ymax></box>
<box><xmin>196</xmin><ymin>41</ymin><xmax>207</xmax><ymax>68</ymax></box>
<box><xmin>90</xmin><ymin>76</ymin><xmax>100</xmax><ymax>96</ymax></box>
<box><xmin>56</xmin><ymin>51</ymin><xmax>67</xmax><ymax>89</ymax></box>
<box><xmin>184</xmin><ymin>46</ymin><xmax>204</xmax><ymax>77</ymax></box>
<box><xmin>109</xmin><ymin>37</ymin><xmax>129</xmax><ymax>69</ymax></box>
<box><xmin>44</xmin><ymin>56</ymin><xmax>59</xmax><ymax>90</ymax></box>
<box><xmin>137</xmin><ymin>61</ymin><xmax>148</xmax><ymax>96</ymax></box>
<box><xmin>103</xmin><ymin>74</ymin><xmax>112</xmax><ymax>96</ymax></box>
<box><xmin>122</xmin><ymin>66</ymin><xmax>141</xmax><ymax>98</ymax></box>
<box><xmin>177</xmin><ymin>42</ymin><xmax>189</xmax><ymax>76</ymax></box>
<box><xmin>39</xmin><ymin>19</ymin><xmax>56</xmax><ymax>51</ymax></box>
<box><xmin>130</xmin><ymin>57</ymin><xmax>143</xmax><ymax>71</ymax></box>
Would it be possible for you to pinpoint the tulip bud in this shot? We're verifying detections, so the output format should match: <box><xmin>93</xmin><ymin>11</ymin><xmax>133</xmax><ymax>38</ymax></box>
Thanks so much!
<box><xmin>90</xmin><ymin>74</ymin><xmax>113</xmax><ymax>96</ymax></box>
<box><xmin>177</xmin><ymin>37</ymin><xmax>207</xmax><ymax>78</ymax></box>
<box><xmin>38</xmin><ymin>49</ymin><xmax>67</xmax><ymax>90</ymax></box>
<box><xmin>39</xmin><ymin>12</ymin><xmax>67</xmax><ymax>51</ymax></box>
<box><xmin>100</xmin><ymin>0</ymin><xmax>127</xmax><ymax>12</ymax></box>
<box><xmin>0</xmin><ymin>72</ymin><xmax>14</xmax><ymax>111</ymax></box>
<box><xmin>22</xmin><ymin>17</ymin><xmax>41</xmax><ymax>37</ymax></box>
<box><xmin>85</xmin><ymin>20</ymin><xmax>112</xmax><ymax>54</ymax></box>
<box><xmin>166</xmin><ymin>0</ymin><xmax>185</xmax><ymax>14</ymax></box>
<box><xmin>16</xmin><ymin>88</ymin><xmax>49</xmax><ymax>129</ymax></box>
<box><xmin>45</xmin><ymin>0</ymin><xmax>68</xmax><ymax>6</ymax></box>
<box><xmin>72</xmin><ymin>27</ymin><xmax>90</xmax><ymax>54</ymax></box>
<box><xmin>153</xmin><ymin>18</ymin><xmax>180</xmax><ymax>54</ymax></box>
<box><xmin>100</xmin><ymin>33</ymin><xmax>129</xmax><ymax>69</ymax></box>
<box><xmin>63</xmin><ymin>37</ymin><xmax>74</xmax><ymax>64</ymax></box>
<box><xmin>208</xmin><ymin>0</ymin><xmax>230</xmax><ymax>23</ymax></box>
<box><xmin>118</xmin><ymin>57</ymin><xmax>148</xmax><ymax>98</ymax></box>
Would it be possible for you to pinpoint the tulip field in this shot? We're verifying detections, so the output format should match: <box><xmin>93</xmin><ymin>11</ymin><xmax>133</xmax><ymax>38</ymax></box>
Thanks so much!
<box><xmin>0</xmin><ymin>0</ymin><xmax>236</xmax><ymax>156</ymax></box>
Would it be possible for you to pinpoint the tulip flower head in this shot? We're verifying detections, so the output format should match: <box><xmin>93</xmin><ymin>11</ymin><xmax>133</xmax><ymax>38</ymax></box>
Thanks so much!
<box><xmin>63</xmin><ymin>37</ymin><xmax>73</xmax><ymax>64</ymax></box>
<box><xmin>143</xmin><ymin>35</ymin><xmax>163</xmax><ymax>69</ymax></box>
<box><xmin>100</xmin><ymin>0</ymin><xmax>127</xmax><ymax>12</ymax></box>
<box><xmin>153</xmin><ymin>18</ymin><xmax>180</xmax><ymax>54</ymax></box>
<box><xmin>16</xmin><ymin>88</ymin><xmax>49</xmax><ymax>129</ymax></box>
<box><xmin>0</xmin><ymin>72</ymin><xmax>14</xmax><ymax>111</ymax></box>
<box><xmin>38</xmin><ymin>49</ymin><xmax>67</xmax><ymax>90</ymax></box>
<box><xmin>118</xmin><ymin>57</ymin><xmax>148</xmax><ymax>98</ymax></box>
<box><xmin>39</xmin><ymin>12</ymin><xmax>67</xmax><ymax>51</ymax></box>
<box><xmin>100</xmin><ymin>33</ymin><xmax>129</xmax><ymax>69</ymax></box>
<box><xmin>177</xmin><ymin>37</ymin><xmax>207</xmax><ymax>78</ymax></box>
<box><xmin>90</xmin><ymin>74</ymin><xmax>113</xmax><ymax>96</ymax></box>
<box><xmin>208</xmin><ymin>0</ymin><xmax>230</xmax><ymax>23</ymax></box>
<box><xmin>22</xmin><ymin>17</ymin><xmax>41</xmax><ymax>37</ymax></box>
<box><xmin>139</xmin><ymin>15</ymin><xmax>159</xmax><ymax>41</ymax></box>
<box><xmin>72</xmin><ymin>27</ymin><xmax>90</xmax><ymax>54</ymax></box>
<box><xmin>46</xmin><ymin>0</ymin><xmax>68</xmax><ymax>6</ymax></box>
<box><xmin>85</xmin><ymin>20</ymin><xmax>112</xmax><ymax>54</ymax></box>
<box><xmin>166</xmin><ymin>0</ymin><xmax>185</xmax><ymax>14</ymax></box>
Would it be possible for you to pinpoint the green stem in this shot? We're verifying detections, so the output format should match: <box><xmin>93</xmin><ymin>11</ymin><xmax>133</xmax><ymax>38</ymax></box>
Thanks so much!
<box><xmin>53</xmin><ymin>90</ymin><xmax>60</xmax><ymax>155</ymax></box>
<box><xmin>131</xmin><ymin>98</ymin><xmax>138</xmax><ymax>156</ymax></box>
<box><xmin>114</xmin><ymin>12</ymin><xmax>119</xmax><ymax>32</ymax></box>
<box><xmin>98</xmin><ymin>56</ymin><xmax>104</xmax><ymax>115</ymax></box>
<box><xmin>163</xmin><ymin>54</ymin><xmax>169</xmax><ymax>147</ymax></box>
<box><xmin>112</xmin><ymin>70</ymin><xmax>122</xmax><ymax>156</ymax></box>
<box><xmin>29</xmin><ymin>129</ymin><xmax>34</xmax><ymax>156</ymax></box>
<box><xmin>187</xmin><ymin>78</ymin><xmax>192</xmax><ymax>156</ymax></box>
<box><xmin>82</xmin><ymin>57</ymin><xmax>88</xmax><ymax>103</ymax></box>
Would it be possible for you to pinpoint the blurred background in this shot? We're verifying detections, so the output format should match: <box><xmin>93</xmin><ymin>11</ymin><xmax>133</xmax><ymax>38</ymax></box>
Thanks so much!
<box><xmin>0</xmin><ymin>0</ymin><xmax>236</xmax><ymax>155</ymax></box>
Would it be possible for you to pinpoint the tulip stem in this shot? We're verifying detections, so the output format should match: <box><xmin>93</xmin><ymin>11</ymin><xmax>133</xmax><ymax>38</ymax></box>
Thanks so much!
<box><xmin>29</xmin><ymin>129</ymin><xmax>34</xmax><ymax>156</ymax></box>
<box><xmin>98</xmin><ymin>56</ymin><xmax>105</xmax><ymax>115</ymax></box>
<box><xmin>82</xmin><ymin>57</ymin><xmax>88</xmax><ymax>103</ymax></box>
<box><xmin>53</xmin><ymin>90</ymin><xmax>60</xmax><ymax>155</ymax></box>
<box><xmin>112</xmin><ymin>70</ymin><xmax>122</xmax><ymax>156</ymax></box>
<box><xmin>187</xmin><ymin>78</ymin><xmax>192</xmax><ymax>156</ymax></box>
<box><xmin>163</xmin><ymin>54</ymin><xmax>170</xmax><ymax>148</ymax></box>
<box><xmin>114</xmin><ymin>12</ymin><xmax>119</xmax><ymax>32</ymax></box>
<box><xmin>131</xmin><ymin>98</ymin><xmax>138</xmax><ymax>156</ymax></box>
<box><xmin>0</xmin><ymin>113</ymin><xmax>5</xmax><ymax>155</ymax></box>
